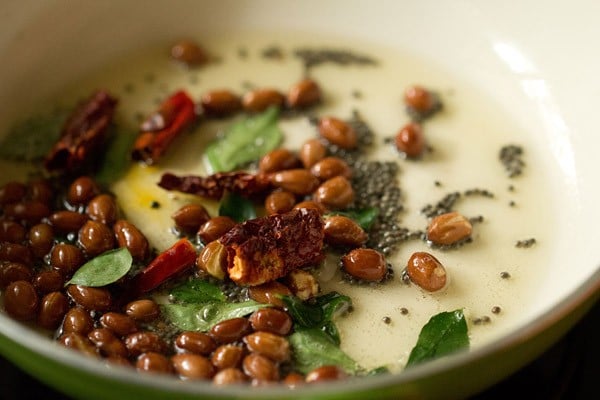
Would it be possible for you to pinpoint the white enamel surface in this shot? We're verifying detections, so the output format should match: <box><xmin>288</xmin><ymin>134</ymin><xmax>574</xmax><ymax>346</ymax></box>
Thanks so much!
<box><xmin>0</xmin><ymin>0</ymin><xmax>599</xmax><ymax>397</ymax></box>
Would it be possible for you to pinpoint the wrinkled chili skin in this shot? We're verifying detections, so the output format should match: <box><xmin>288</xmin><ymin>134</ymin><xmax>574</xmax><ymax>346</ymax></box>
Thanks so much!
<box><xmin>44</xmin><ymin>90</ymin><xmax>117</xmax><ymax>172</ymax></box>
<box><xmin>158</xmin><ymin>171</ymin><xmax>270</xmax><ymax>200</ymax></box>
<box><xmin>219</xmin><ymin>208</ymin><xmax>324</xmax><ymax>286</ymax></box>
<box><xmin>132</xmin><ymin>90</ymin><xmax>196</xmax><ymax>165</ymax></box>
<box><xmin>132</xmin><ymin>238</ymin><xmax>197</xmax><ymax>294</ymax></box>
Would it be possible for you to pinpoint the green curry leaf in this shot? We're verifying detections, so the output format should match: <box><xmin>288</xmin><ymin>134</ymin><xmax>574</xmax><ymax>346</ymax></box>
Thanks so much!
<box><xmin>170</xmin><ymin>279</ymin><xmax>227</xmax><ymax>303</ymax></box>
<box><xmin>204</xmin><ymin>106</ymin><xmax>282</xmax><ymax>173</ymax></box>
<box><xmin>218</xmin><ymin>191</ymin><xmax>256</xmax><ymax>223</ymax></box>
<box><xmin>0</xmin><ymin>111</ymin><xmax>67</xmax><ymax>162</ymax></box>
<box><xmin>161</xmin><ymin>301</ymin><xmax>268</xmax><ymax>331</ymax></box>
<box><xmin>281</xmin><ymin>295</ymin><xmax>324</xmax><ymax>328</ymax></box>
<box><xmin>406</xmin><ymin>309</ymin><xmax>470</xmax><ymax>367</ymax></box>
<box><xmin>95</xmin><ymin>125</ymin><xmax>137</xmax><ymax>186</ymax></box>
<box><xmin>65</xmin><ymin>247</ymin><xmax>133</xmax><ymax>287</ymax></box>
<box><xmin>326</xmin><ymin>207</ymin><xmax>379</xmax><ymax>230</ymax></box>
<box><xmin>289</xmin><ymin>328</ymin><xmax>360</xmax><ymax>374</ymax></box>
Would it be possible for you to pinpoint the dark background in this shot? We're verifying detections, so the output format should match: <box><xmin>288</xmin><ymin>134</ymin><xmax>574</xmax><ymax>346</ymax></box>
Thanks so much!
<box><xmin>1</xmin><ymin>300</ymin><xmax>598</xmax><ymax>400</ymax></box>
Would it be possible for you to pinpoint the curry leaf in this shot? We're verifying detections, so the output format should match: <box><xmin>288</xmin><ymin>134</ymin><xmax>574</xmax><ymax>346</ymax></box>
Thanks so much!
<box><xmin>326</xmin><ymin>207</ymin><xmax>379</xmax><ymax>230</ymax></box>
<box><xmin>315</xmin><ymin>292</ymin><xmax>352</xmax><ymax>321</ymax></box>
<box><xmin>170</xmin><ymin>279</ymin><xmax>226</xmax><ymax>303</ymax></box>
<box><xmin>65</xmin><ymin>248</ymin><xmax>132</xmax><ymax>287</ymax></box>
<box><xmin>204</xmin><ymin>106</ymin><xmax>282</xmax><ymax>173</ymax></box>
<box><xmin>406</xmin><ymin>309</ymin><xmax>469</xmax><ymax>367</ymax></box>
<box><xmin>161</xmin><ymin>301</ymin><xmax>268</xmax><ymax>331</ymax></box>
<box><xmin>95</xmin><ymin>125</ymin><xmax>137</xmax><ymax>186</ymax></box>
<box><xmin>0</xmin><ymin>111</ymin><xmax>67</xmax><ymax>162</ymax></box>
<box><xmin>219</xmin><ymin>192</ymin><xmax>256</xmax><ymax>222</ymax></box>
<box><xmin>289</xmin><ymin>328</ymin><xmax>360</xmax><ymax>374</ymax></box>
<box><xmin>281</xmin><ymin>295</ymin><xmax>324</xmax><ymax>328</ymax></box>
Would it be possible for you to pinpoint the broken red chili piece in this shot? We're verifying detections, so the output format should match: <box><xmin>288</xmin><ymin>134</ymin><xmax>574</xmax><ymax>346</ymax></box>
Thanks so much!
<box><xmin>132</xmin><ymin>90</ymin><xmax>196</xmax><ymax>165</ymax></box>
<box><xmin>158</xmin><ymin>171</ymin><xmax>271</xmax><ymax>200</ymax></box>
<box><xmin>132</xmin><ymin>238</ymin><xmax>197</xmax><ymax>294</ymax></box>
<box><xmin>219</xmin><ymin>208</ymin><xmax>324</xmax><ymax>286</ymax></box>
<box><xmin>44</xmin><ymin>90</ymin><xmax>118</xmax><ymax>172</ymax></box>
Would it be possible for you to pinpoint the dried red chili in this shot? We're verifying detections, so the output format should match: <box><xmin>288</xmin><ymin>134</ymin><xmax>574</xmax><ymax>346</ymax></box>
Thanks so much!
<box><xmin>132</xmin><ymin>90</ymin><xmax>196</xmax><ymax>165</ymax></box>
<box><xmin>219</xmin><ymin>208</ymin><xmax>324</xmax><ymax>286</ymax></box>
<box><xmin>158</xmin><ymin>171</ymin><xmax>271</xmax><ymax>200</ymax></box>
<box><xmin>132</xmin><ymin>238</ymin><xmax>197</xmax><ymax>294</ymax></box>
<box><xmin>44</xmin><ymin>90</ymin><xmax>117</xmax><ymax>172</ymax></box>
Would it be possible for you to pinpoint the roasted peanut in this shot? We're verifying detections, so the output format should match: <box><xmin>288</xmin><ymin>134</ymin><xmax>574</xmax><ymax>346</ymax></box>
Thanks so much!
<box><xmin>314</xmin><ymin>176</ymin><xmax>354</xmax><ymax>210</ymax></box>
<box><xmin>50</xmin><ymin>243</ymin><xmax>85</xmax><ymax>276</ymax></box>
<box><xmin>284</xmin><ymin>372</ymin><xmax>305</xmax><ymax>388</ymax></box>
<box><xmin>59</xmin><ymin>332</ymin><xmax>98</xmax><ymax>357</ymax></box>
<box><xmin>0</xmin><ymin>181</ymin><xmax>26</xmax><ymax>204</ymax></box>
<box><xmin>198</xmin><ymin>216</ymin><xmax>236</xmax><ymax>244</ymax></box>
<box><xmin>175</xmin><ymin>331</ymin><xmax>216</xmax><ymax>355</ymax></box>
<box><xmin>172</xmin><ymin>204</ymin><xmax>210</xmax><ymax>234</ymax></box>
<box><xmin>243</xmin><ymin>331</ymin><xmax>290</xmax><ymax>362</ymax></box>
<box><xmin>211</xmin><ymin>344</ymin><xmax>245</xmax><ymax>370</ymax></box>
<box><xmin>426</xmin><ymin>211</ymin><xmax>472</xmax><ymax>245</ymax></box>
<box><xmin>259</xmin><ymin>148</ymin><xmax>301</xmax><ymax>174</ymax></box>
<box><xmin>286</xmin><ymin>78</ymin><xmax>321</xmax><ymax>109</ymax></box>
<box><xmin>48</xmin><ymin>210</ymin><xmax>88</xmax><ymax>233</ymax></box>
<box><xmin>293</xmin><ymin>200</ymin><xmax>326</xmax><ymax>214</ymax></box>
<box><xmin>125</xmin><ymin>331</ymin><xmax>167</xmax><ymax>357</ymax></box>
<box><xmin>248</xmin><ymin>281</ymin><xmax>292</xmax><ymax>308</ymax></box>
<box><xmin>86</xmin><ymin>194</ymin><xmax>118</xmax><ymax>226</ymax></box>
<box><xmin>88</xmin><ymin>328</ymin><xmax>128</xmax><ymax>358</ymax></box>
<box><xmin>67</xmin><ymin>176</ymin><xmax>99</xmax><ymax>206</ymax></box>
<box><xmin>242</xmin><ymin>353</ymin><xmax>279</xmax><ymax>382</ymax></box>
<box><xmin>27</xmin><ymin>180</ymin><xmax>53</xmax><ymax>205</ymax></box>
<box><xmin>404</xmin><ymin>85</ymin><xmax>434</xmax><ymax>113</ymax></box>
<box><xmin>113</xmin><ymin>220</ymin><xmax>150</xmax><ymax>261</ymax></box>
<box><xmin>249</xmin><ymin>308</ymin><xmax>292</xmax><ymax>336</ymax></box>
<box><xmin>310</xmin><ymin>157</ymin><xmax>352</xmax><ymax>181</ymax></box>
<box><xmin>196</xmin><ymin>240</ymin><xmax>228</xmax><ymax>280</ymax></box>
<box><xmin>67</xmin><ymin>285</ymin><xmax>112</xmax><ymax>312</ymax></box>
<box><xmin>395</xmin><ymin>122</ymin><xmax>425</xmax><ymax>158</ymax></box>
<box><xmin>406</xmin><ymin>251</ymin><xmax>447</xmax><ymax>292</ymax></box>
<box><xmin>305</xmin><ymin>365</ymin><xmax>347</xmax><ymax>383</ymax></box>
<box><xmin>284</xmin><ymin>269</ymin><xmax>319</xmax><ymax>300</ymax></box>
<box><xmin>28</xmin><ymin>223</ymin><xmax>54</xmax><ymax>258</ymax></box>
<box><xmin>38</xmin><ymin>291</ymin><xmax>69</xmax><ymax>329</ymax></box>
<box><xmin>32</xmin><ymin>270</ymin><xmax>63</xmax><ymax>294</ymax></box>
<box><xmin>3</xmin><ymin>201</ymin><xmax>50</xmax><ymax>226</ymax></box>
<box><xmin>0</xmin><ymin>242</ymin><xmax>33</xmax><ymax>266</ymax></box>
<box><xmin>242</xmin><ymin>89</ymin><xmax>285</xmax><ymax>113</ymax></box>
<box><xmin>323</xmin><ymin>215</ymin><xmax>367</xmax><ymax>248</ymax></box>
<box><xmin>78</xmin><ymin>220</ymin><xmax>115</xmax><ymax>257</ymax></box>
<box><xmin>172</xmin><ymin>353</ymin><xmax>215</xmax><ymax>380</ymax></box>
<box><xmin>201</xmin><ymin>89</ymin><xmax>242</xmax><ymax>117</ymax></box>
<box><xmin>62</xmin><ymin>307</ymin><xmax>94</xmax><ymax>335</ymax></box>
<box><xmin>171</xmin><ymin>40</ymin><xmax>208</xmax><ymax>67</ymax></box>
<box><xmin>0</xmin><ymin>262</ymin><xmax>32</xmax><ymax>288</ymax></box>
<box><xmin>342</xmin><ymin>248</ymin><xmax>387</xmax><ymax>282</ymax></box>
<box><xmin>264</xmin><ymin>191</ymin><xmax>296</xmax><ymax>215</ymax></box>
<box><xmin>100</xmin><ymin>312</ymin><xmax>138</xmax><ymax>336</ymax></box>
<box><xmin>3</xmin><ymin>280</ymin><xmax>38</xmax><ymax>320</ymax></box>
<box><xmin>299</xmin><ymin>138</ymin><xmax>327</xmax><ymax>168</ymax></box>
<box><xmin>210</xmin><ymin>318</ymin><xmax>251</xmax><ymax>344</ymax></box>
<box><xmin>213</xmin><ymin>368</ymin><xmax>247</xmax><ymax>385</ymax></box>
<box><xmin>270</xmin><ymin>169</ymin><xmax>320</xmax><ymax>195</ymax></box>
<box><xmin>318</xmin><ymin>117</ymin><xmax>357</xmax><ymax>150</ymax></box>
<box><xmin>136</xmin><ymin>352</ymin><xmax>173</xmax><ymax>374</ymax></box>
<box><xmin>0</xmin><ymin>220</ymin><xmax>26</xmax><ymax>243</ymax></box>
<box><xmin>125</xmin><ymin>299</ymin><xmax>160</xmax><ymax>322</ymax></box>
